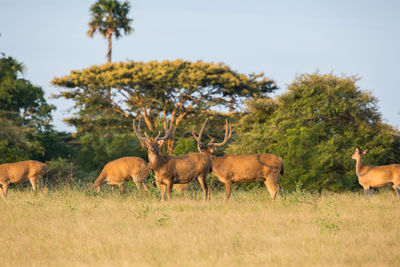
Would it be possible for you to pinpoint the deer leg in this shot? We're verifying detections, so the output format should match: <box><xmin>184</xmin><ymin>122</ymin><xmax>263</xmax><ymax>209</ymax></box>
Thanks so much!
<box><xmin>141</xmin><ymin>181</ymin><xmax>149</xmax><ymax>192</ymax></box>
<box><xmin>197</xmin><ymin>176</ymin><xmax>210</xmax><ymax>201</ymax></box>
<box><xmin>29</xmin><ymin>177</ymin><xmax>38</xmax><ymax>192</ymax></box>
<box><xmin>117</xmin><ymin>183</ymin><xmax>125</xmax><ymax>193</ymax></box>
<box><xmin>133</xmin><ymin>179</ymin><xmax>142</xmax><ymax>191</ymax></box>
<box><xmin>392</xmin><ymin>184</ymin><xmax>400</xmax><ymax>200</ymax></box>
<box><xmin>224</xmin><ymin>180</ymin><xmax>232</xmax><ymax>200</ymax></box>
<box><xmin>264</xmin><ymin>180</ymin><xmax>278</xmax><ymax>200</ymax></box>
<box><xmin>363</xmin><ymin>186</ymin><xmax>372</xmax><ymax>199</ymax></box>
<box><xmin>175</xmin><ymin>184</ymin><xmax>184</xmax><ymax>194</ymax></box>
<box><xmin>1</xmin><ymin>183</ymin><xmax>9</xmax><ymax>199</ymax></box>
<box><xmin>158</xmin><ymin>182</ymin><xmax>166</xmax><ymax>202</ymax></box>
<box><xmin>164</xmin><ymin>180</ymin><xmax>173</xmax><ymax>201</ymax></box>
<box><xmin>38</xmin><ymin>176</ymin><xmax>45</xmax><ymax>191</ymax></box>
<box><xmin>1</xmin><ymin>183</ymin><xmax>8</xmax><ymax>200</ymax></box>
<box><xmin>111</xmin><ymin>185</ymin><xmax>115</xmax><ymax>192</ymax></box>
<box><xmin>277</xmin><ymin>183</ymin><xmax>283</xmax><ymax>197</ymax></box>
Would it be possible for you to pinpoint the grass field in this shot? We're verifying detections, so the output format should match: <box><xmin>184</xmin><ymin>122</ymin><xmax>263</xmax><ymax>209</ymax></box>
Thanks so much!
<box><xmin>1</xmin><ymin>184</ymin><xmax>400</xmax><ymax>267</ymax></box>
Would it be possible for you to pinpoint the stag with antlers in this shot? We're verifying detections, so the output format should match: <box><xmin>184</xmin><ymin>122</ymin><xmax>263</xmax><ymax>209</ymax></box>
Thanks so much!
<box><xmin>192</xmin><ymin>119</ymin><xmax>284</xmax><ymax>200</ymax></box>
<box><xmin>132</xmin><ymin>118</ymin><xmax>212</xmax><ymax>201</ymax></box>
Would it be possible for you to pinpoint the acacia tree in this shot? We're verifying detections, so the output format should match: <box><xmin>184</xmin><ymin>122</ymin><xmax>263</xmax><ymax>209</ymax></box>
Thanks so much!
<box><xmin>87</xmin><ymin>0</ymin><xmax>133</xmax><ymax>104</ymax></box>
<box><xmin>227</xmin><ymin>72</ymin><xmax>400</xmax><ymax>192</ymax></box>
<box><xmin>52</xmin><ymin>60</ymin><xmax>277</xmax><ymax>154</ymax></box>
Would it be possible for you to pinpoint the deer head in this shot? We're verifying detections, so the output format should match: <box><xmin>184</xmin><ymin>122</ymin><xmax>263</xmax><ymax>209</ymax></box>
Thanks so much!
<box><xmin>351</xmin><ymin>148</ymin><xmax>368</xmax><ymax>160</ymax></box>
<box><xmin>132</xmin><ymin>117</ymin><xmax>173</xmax><ymax>156</ymax></box>
<box><xmin>192</xmin><ymin>119</ymin><xmax>232</xmax><ymax>154</ymax></box>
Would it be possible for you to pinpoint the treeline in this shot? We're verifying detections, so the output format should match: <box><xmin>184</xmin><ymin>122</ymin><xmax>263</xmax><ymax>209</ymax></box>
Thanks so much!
<box><xmin>1</xmin><ymin>55</ymin><xmax>399</xmax><ymax>192</ymax></box>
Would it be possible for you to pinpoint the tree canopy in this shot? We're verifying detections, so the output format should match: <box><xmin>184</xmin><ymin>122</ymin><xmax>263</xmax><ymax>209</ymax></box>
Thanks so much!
<box><xmin>52</xmin><ymin>59</ymin><xmax>277</xmax><ymax>153</ymax></box>
<box><xmin>0</xmin><ymin>56</ymin><xmax>70</xmax><ymax>163</ymax></box>
<box><xmin>227</xmin><ymin>73</ymin><xmax>400</xmax><ymax>192</ymax></box>
<box><xmin>88</xmin><ymin>0</ymin><xmax>133</xmax><ymax>63</ymax></box>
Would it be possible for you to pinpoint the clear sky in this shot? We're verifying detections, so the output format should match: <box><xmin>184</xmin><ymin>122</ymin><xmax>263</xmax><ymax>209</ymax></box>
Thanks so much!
<box><xmin>1</xmin><ymin>0</ymin><xmax>400</xmax><ymax>132</ymax></box>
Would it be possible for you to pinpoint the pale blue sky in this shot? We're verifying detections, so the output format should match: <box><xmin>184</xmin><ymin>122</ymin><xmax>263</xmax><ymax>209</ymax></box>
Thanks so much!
<box><xmin>1</xmin><ymin>0</ymin><xmax>400</xmax><ymax>131</ymax></box>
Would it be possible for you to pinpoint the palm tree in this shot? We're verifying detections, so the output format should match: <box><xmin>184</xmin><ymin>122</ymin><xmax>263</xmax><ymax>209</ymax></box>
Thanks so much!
<box><xmin>87</xmin><ymin>0</ymin><xmax>133</xmax><ymax>63</ymax></box>
<box><xmin>87</xmin><ymin>0</ymin><xmax>133</xmax><ymax>104</ymax></box>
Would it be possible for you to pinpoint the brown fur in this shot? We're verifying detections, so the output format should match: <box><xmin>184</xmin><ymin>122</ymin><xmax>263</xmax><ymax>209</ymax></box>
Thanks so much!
<box><xmin>93</xmin><ymin>157</ymin><xmax>150</xmax><ymax>193</ymax></box>
<box><xmin>207</xmin><ymin>152</ymin><xmax>283</xmax><ymax>200</ymax></box>
<box><xmin>133</xmin><ymin>119</ymin><xmax>212</xmax><ymax>201</ymax></box>
<box><xmin>193</xmin><ymin>119</ymin><xmax>284</xmax><ymax>200</ymax></box>
<box><xmin>0</xmin><ymin>160</ymin><xmax>48</xmax><ymax>199</ymax></box>
<box><xmin>352</xmin><ymin>148</ymin><xmax>400</xmax><ymax>200</ymax></box>
<box><xmin>174</xmin><ymin>183</ymin><xmax>190</xmax><ymax>194</ymax></box>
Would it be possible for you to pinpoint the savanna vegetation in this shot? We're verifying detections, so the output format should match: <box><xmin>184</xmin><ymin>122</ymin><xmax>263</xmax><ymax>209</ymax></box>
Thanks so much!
<box><xmin>1</xmin><ymin>188</ymin><xmax>399</xmax><ymax>266</ymax></box>
<box><xmin>2</xmin><ymin>54</ymin><xmax>400</xmax><ymax>193</ymax></box>
<box><xmin>1</xmin><ymin>0</ymin><xmax>400</xmax><ymax>265</ymax></box>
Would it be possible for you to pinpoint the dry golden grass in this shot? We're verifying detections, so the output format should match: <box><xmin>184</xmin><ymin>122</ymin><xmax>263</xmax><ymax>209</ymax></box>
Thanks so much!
<box><xmin>1</xmin><ymin>185</ymin><xmax>399</xmax><ymax>267</ymax></box>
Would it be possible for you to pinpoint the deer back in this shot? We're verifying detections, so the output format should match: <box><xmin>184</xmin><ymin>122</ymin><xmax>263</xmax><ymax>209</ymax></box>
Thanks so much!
<box><xmin>152</xmin><ymin>153</ymin><xmax>212</xmax><ymax>184</ymax></box>
<box><xmin>0</xmin><ymin>160</ymin><xmax>47</xmax><ymax>184</ymax></box>
<box><xmin>358</xmin><ymin>164</ymin><xmax>400</xmax><ymax>187</ymax></box>
<box><xmin>212</xmin><ymin>154</ymin><xmax>283</xmax><ymax>182</ymax></box>
<box><xmin>102</xmin><ymin>157</ymin><xmax>150</xmax><ymax>180</ymax></box>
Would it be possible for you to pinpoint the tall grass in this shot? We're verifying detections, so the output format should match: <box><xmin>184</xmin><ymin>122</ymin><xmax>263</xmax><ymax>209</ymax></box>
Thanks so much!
<box><xmin>1</xmin><ymin>184</ymin><xmax>399</xmax><ymax>266</ymax></box>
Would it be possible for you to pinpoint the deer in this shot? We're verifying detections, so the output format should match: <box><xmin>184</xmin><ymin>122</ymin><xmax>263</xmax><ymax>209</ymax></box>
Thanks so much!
<box><xmin>132</xmin><ymin>117</ymin><xmax>212</xmax><ymax>201</ymax></box>
<box><xmin>192</xmin><ymin>119</ymin><xmax>284</xmax><ymax>200</ymax></box>
<box><xmin>351</xmin><ymin>148</ymin><xmax>400</xmax><ymax>200</ymax></box>
<box><xmin>93</xmin><ymin>156</ymin><xmax>151</xmax><ymax>193</ymax></box>
<box><xmin>0</xmin><ymin>160</ymin><xmax>48</xmax><ymax>199</ymax></box>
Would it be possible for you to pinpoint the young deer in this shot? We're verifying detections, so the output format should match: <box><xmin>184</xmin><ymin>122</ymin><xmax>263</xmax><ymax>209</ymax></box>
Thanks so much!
<box><xmin>93</xmin><ymin>156</ymin><xmax>151</xmax><ymax>193</ymax></box>
<box><xmin>0</xmin><ymin>160</ymin><xmax>48</xmax><ymax>199</ymax></box>
<box><xmin>351</xmin><ymin>148</ymin><xmax>400</xmax><ymax>200</ymax></box>
<box><xmin>132</xmin><ymin>118</ymin><xmax>212</xmax><ymax>201</ymax></box>
<box><xmin>192</xmin><ymin>119</ymin><xmax>284</xmax><ymax>200</ymax></box>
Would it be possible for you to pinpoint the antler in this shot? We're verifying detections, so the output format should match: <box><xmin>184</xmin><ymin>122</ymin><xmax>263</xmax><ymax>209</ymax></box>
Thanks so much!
<box><xmin>133</xmin><ymin>116</ymin><xmax>174</xmax><ymax>142</ymax></box>
<box><xmin>208</xmin><ymin>119</ymin><xmax>232</xmax><ymax>147</ymax></box>
<box><xmin>192</xmin><ymin>118</ymin><xmax>208</xmax><ymax>144</ymax></box>
<box><xmin>132</xmin><ymin>117</ymin><xmax>148</xmax><ymax>143</ymax></box>
<box><xmin>156</xmin><ymin>116</ymin><xmax>174</xmax><ymax>141</ymax></box>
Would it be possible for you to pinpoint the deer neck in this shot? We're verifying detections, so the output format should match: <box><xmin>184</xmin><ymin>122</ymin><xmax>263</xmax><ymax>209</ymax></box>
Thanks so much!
<box><xmin>148</xmin><ymin>152</ymin><xmax>164</xmax><ymax>170</ymax></box>
<box><xmin>355</xmin><ymin>156</ymin><xmax>363</xmax><ymax>176</ymax></box>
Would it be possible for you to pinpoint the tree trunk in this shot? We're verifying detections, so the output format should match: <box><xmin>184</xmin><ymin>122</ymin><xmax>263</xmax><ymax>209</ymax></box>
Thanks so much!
<box><xmin>106</xmin><ymin>34</ymin><xmax>112</xmax><ymax>104</ymax></box>
<box><xmin>228</xmin><ymin>95</ymin><xmax>235</xmax><ymax>113</ymax></box>
<box><xmin>107</xmin><ymin>33</ymin><xmax>112</xmax><ymax>63</ymax></box>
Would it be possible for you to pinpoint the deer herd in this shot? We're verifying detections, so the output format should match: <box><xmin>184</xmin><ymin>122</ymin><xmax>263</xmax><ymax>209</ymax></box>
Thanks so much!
<box><xmin>1</xmin><ymin>118</ymin><xmax>400</xmax><ymax>202</ymax></box>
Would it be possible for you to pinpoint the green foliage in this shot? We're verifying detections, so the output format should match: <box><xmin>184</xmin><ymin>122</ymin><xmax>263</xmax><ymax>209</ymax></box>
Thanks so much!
<box><xmin>0</xmin><ymin>118</ymin><xmax>30</xmax><ymax>163</ymax></box>
<box><xmin>74</xmin><ymin>131</ymin><xmax>146</xmax><ymax>173</ymax></box>
<box><xmin>0</xmin><ymin>56</ymin><xmax>54</xmax><ymax>128</ymax></box>
<box><xmin>173</xmin><ymin>137</ymin><xmax>197</xmax><ymax>156</ymax></box>
<box><xmin>0</xmin><ymin>56</ymin><xmax>71</xmax><ymax>163</ymax></box>
<box><xmin>46</xmin><ymin>158</ymin><xmax>74</xmax><ymax>186</ymax></box>
<box><xmin>228</xmin><ymin>73</ymin><xmax>400</xmax><ymax>192</ymax></box>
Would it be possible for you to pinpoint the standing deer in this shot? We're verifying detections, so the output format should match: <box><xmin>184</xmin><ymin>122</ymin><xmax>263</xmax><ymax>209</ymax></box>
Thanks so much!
<box><xmin>351</xmin><ymin>148</ymin><xmax>400</xmax><ymax>200</ymax></box>
<box><xmin>93</xmin><ymin>157</ymin><xmax>151</xmax><ymax>193</ymax></box>
<box><xmin>192</xmin><ymin>119</ymin><xmax>284</xmax><ymax>200</ymax></box>
<box><xmin>132</xmin><ymin>118</ymin><xmax>212</xmax><ymax>201</ymax></box>
<box><xmin>0</xmin><ymin>160</ymin><xmax>48</xmax><ymax>199</ymax></box>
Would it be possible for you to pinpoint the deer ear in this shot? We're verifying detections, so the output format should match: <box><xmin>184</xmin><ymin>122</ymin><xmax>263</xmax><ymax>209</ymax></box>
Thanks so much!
<box><xmin>362</xmin><ymin>149</ymin><xmax>368</xmax><ymax>155</ymax></box>
<box><xmin>209</xmin><ymin>146</ymin><xmax>216</xmax><ymax>154</ymax></box>
<box><xmin>355</xmin><ymin>148</ymin><xmax>359</xmax><ymax>153</ymax></box>
<box><xmin>157</xmin><ymin>140</ymin><xmax>164</xmax><ymax>147</ymax></box>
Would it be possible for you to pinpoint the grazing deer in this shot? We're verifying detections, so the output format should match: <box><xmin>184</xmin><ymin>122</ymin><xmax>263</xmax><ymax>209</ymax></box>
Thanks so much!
<box><xmin>351</xmin><ymin>148</ymin><xmax>400</xmax><ymax>200</ymax></box>
<box><xmin>192</xmin><ymin>119</ymin><xmax>284</xmax><ymax>200</ymax></box>
<box><xmin>0</xmin><ymin>160</ymin><xmax>48</xmax><ymax>199</ymax></box>
<box><xmin>132</xmin><ymin>118</ymin><xmax>212</xmax><ymax>201</ymax></box>
<box><xmin>93</xmin><ymin>157</ymin><xmax>151</xmax><ymax>193</ymax></box>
